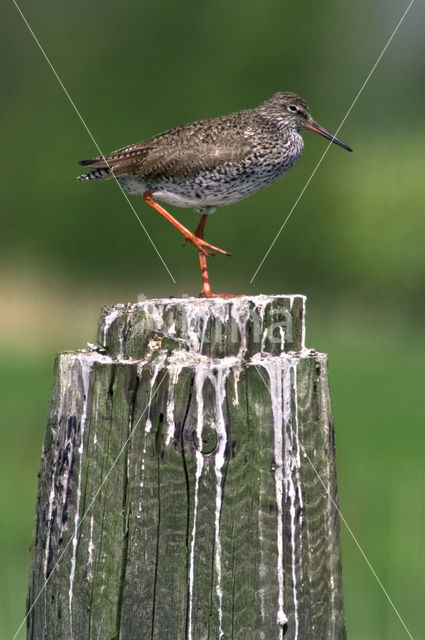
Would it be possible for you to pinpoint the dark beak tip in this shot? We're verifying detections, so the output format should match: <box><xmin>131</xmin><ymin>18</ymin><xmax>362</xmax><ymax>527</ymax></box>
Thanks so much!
<box><xmin>306</xmin><ymin>121</ymin><xmax>352</xmax><ymax>153</ymax></box>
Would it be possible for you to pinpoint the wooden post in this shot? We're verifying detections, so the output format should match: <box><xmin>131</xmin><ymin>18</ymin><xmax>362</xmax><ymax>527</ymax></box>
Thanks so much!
<box><xmin>27</xmin><ymin>295</ymin><xmax>346</xmax><ymax>640</ymax></box>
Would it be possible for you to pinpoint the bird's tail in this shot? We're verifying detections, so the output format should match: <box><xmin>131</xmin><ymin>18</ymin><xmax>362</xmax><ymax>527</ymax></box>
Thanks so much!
<box><xmin>77</xmin><ymin>167</ymin><xmax>111</xmax><ymax>181</ymax></box>
<box><xmin>77</xmin><ymin>158</ymin><xmax>112</xmax><ymax>181</ymax></box>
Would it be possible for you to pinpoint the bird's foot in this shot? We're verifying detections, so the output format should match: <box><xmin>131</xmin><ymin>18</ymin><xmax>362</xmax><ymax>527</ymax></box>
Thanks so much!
<box><xmin>184</xmin><ymin>233</ymin><xmax>231</xmax><ymax>258</ymax></box>
<box><xmin>199</xmin><ymin>282</ymin><xmax>241</xmax><ymax>298</ymax></box>
<box><xmin>200</xmin><ymin>291</ymin><xmax>242</xmax><ymax>298</ymax></box>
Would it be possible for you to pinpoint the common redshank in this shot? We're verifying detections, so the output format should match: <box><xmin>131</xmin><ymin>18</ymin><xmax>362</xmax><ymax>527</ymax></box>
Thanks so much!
<box><xmin>78</xmin><ymin>92</ymin><xmax>352</xmax><ymax>297</ymax></box>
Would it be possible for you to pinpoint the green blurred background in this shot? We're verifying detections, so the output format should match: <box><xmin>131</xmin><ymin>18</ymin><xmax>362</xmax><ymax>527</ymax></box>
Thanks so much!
<box><xmin>1</xmin><ymin>0</ymin><xmax>424</xmax><ymax>638</ymax></box>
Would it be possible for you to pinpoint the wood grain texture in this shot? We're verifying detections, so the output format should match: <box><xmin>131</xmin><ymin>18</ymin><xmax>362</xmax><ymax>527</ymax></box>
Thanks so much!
<box><xmin>27</xmin><ymin>296</ymin><xmax>345</xmax><ymax>640</ymax></box>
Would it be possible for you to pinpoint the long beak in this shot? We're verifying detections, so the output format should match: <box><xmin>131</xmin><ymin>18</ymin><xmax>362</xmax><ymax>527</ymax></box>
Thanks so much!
<box><xmin>305</xmin><ymin>120</ymin><xmax>352</xmax><ymax>152</ymax></box>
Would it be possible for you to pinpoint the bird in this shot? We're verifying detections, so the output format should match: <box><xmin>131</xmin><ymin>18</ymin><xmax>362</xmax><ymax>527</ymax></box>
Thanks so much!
<box><xmin>78</xmin><ymin>92</ymin><xmax>352</xmax><ymax>297</ymax></box>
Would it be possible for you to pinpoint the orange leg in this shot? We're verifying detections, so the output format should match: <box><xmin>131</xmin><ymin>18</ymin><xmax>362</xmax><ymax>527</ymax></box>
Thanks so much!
<box><xmin>195</xmin><ymin>215</ymin><xmax>213</xmax><ymax>297</ymax></box>
<box><xmin>195</xmin><ymin>214</ymin><xmax>238</xmax><ymax>298</ymax></box>
<box><xmin>143</xmin><ymin>192</ymin><xmax>230</xmax><ymax>257</ymax></box>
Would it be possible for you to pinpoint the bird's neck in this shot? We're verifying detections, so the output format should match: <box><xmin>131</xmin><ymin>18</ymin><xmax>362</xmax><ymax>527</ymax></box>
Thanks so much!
<box><xmin>256</xmin><ymin>110</ymin><xmax>297</xmax><ymax>136</ymax></box>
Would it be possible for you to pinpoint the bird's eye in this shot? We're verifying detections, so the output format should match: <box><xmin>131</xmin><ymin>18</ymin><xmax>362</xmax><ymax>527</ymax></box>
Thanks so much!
<box><xmin>288</xmin><ymin>105</ymin><xmax>298</xmax><ymax>113</ymax></box>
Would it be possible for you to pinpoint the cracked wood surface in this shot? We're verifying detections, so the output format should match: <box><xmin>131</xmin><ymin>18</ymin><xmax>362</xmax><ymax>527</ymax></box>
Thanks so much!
<box><xmin>27</xmin><ymin>295</ymin><xmax>346</xmax><ymax>640</ymax></box>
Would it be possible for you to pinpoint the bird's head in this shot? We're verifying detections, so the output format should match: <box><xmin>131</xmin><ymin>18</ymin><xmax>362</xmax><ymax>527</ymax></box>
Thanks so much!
<box><xmin>258</xmin><ymin>92</ymin><xmax>352</xmax><ymax>152</ymax></box>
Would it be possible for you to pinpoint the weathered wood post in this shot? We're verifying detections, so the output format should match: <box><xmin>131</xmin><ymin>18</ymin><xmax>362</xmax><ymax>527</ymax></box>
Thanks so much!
<box><xmin>27</xmin><ymin>295</ymin><xmax>346</xmax><ymax>639</ymax></box>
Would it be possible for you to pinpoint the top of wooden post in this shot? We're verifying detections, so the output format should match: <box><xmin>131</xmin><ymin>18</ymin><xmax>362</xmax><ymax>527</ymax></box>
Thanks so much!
<box><xmin>98</xmin><ymin>294</ymin><xmax>306</xmax><ymax>359</ymax></box>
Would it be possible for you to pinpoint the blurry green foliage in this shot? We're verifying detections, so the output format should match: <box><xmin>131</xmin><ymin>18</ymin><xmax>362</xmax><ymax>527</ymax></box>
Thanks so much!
<box><xmin>1</xmin><ymin>0</ymin><xmax>424</xmax><ymax>313</ymax></box>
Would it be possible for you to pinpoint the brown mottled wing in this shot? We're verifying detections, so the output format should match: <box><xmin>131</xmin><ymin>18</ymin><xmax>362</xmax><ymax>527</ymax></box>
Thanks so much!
<box><xmin>79</xmin><ymin>114</ymin><xmax>253</xmax><ymax>179</ymax></box>
<box><xmin>135</xmin><ymin>142</ymin><xmax>252</xmax><ymax>180</ymax></box>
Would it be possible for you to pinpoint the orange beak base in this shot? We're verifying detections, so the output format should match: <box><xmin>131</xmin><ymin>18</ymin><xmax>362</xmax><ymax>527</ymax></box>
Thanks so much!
<box><xmin>305</xmin><ymin>120</ymin><xmax>352</xmax><ymax>152</ymax></box>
